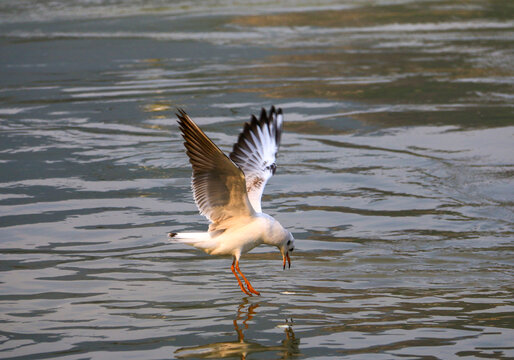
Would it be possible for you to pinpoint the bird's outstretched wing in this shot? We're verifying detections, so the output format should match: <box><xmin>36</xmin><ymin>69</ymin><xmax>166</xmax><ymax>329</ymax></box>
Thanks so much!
<box><xmin>229</xmin><ymin>106</ymin><xmax>283</xmax><ymax>212</ymax></box>
<box><xmin>176</xmin><ymin>109</ymin><xmax>255</xmax><ymax>231</ymax></box>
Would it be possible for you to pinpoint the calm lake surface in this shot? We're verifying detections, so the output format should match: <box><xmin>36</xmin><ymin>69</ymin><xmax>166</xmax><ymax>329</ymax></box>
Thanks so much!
<box><xmin>1</xmin><ymin>1</ymin><xmax>513</xmax><ymax>359</ymax></box>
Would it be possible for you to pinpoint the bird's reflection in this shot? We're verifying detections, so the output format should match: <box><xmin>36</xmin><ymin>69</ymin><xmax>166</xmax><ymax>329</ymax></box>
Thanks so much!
<box><xmin>175</xmin><ymin>298</ymin><xmax>299</xmax><ymax>359</ymax></box>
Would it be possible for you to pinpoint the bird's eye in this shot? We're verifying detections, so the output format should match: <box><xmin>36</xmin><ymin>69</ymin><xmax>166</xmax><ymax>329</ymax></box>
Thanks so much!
<box><xmin>287</xmin><ymin>240</ymin><xmax>291</xmax><ymax>245</ymax></box>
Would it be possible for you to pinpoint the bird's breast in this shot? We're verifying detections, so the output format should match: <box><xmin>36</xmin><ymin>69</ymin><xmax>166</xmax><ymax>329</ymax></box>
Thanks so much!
<box><xmin>212</xmin><ymin>217</ymin><xmax>269</xmax><ymax>256</ymax></box>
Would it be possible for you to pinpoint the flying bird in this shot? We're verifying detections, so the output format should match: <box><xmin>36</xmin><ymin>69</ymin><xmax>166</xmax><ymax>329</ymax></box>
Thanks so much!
<box><xmin>169</xmin><ymin>106</ymin><xmax>295</xmax><ymax>296</ymax></box>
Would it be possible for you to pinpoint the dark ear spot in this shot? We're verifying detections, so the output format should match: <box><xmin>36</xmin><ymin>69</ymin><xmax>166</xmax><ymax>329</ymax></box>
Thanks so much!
<box><xmin>287</xmin><ymin>240</ymin><xmax>291</xmax><ymax>245</ymax></box>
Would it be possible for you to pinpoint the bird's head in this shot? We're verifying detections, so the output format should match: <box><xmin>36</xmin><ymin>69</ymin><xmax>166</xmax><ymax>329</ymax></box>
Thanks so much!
<box><xmin>279</xmin><ymin>231</ymin><xmax>295</xmax><ymax>270</ymax></box>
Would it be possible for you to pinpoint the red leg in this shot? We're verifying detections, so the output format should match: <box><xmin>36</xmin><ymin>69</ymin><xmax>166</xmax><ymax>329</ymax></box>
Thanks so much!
<box><xmin>231</xmin><ymin>259</ymin><xmax>251</xmax><ymax>296</ymax></box>
<box><xmin>235</xmin><ymin>260</ymin><xmax>260</xmax><ymax>296</ymax></box>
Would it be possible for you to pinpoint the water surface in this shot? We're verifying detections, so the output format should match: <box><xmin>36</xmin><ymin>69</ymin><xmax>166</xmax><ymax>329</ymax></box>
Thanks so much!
<box><xmin>1</xmin><ymin>1</ymin><xmax>513</xmax><ymax>359</ymax></box>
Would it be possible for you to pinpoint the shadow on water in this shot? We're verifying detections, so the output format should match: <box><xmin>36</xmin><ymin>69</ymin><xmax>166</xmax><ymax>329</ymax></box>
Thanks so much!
<box><xmin>175</xmin><ymin>299</ymin><xmax>299</xmax><ymax>359</ymax></box>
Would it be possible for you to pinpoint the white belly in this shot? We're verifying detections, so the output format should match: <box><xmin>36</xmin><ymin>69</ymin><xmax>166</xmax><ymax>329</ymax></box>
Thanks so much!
<box><xmin>210</xmin><ymin>216</ymin><xmax>270</xmax><ymax>256</ymax></box>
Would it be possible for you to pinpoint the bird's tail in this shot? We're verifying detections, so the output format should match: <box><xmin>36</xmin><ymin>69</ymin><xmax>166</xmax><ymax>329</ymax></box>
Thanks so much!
<box><xmin>168</xmin><ymin>232</ymin><xmax>219</xmax><ymax>253</ymax></box>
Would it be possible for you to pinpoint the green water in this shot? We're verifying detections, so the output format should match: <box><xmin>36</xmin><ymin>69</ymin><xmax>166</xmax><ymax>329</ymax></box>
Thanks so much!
<box><xmin>0</xmin><ymin>1</ymin><xmax>513</xmax><ymax>359</ymax></box>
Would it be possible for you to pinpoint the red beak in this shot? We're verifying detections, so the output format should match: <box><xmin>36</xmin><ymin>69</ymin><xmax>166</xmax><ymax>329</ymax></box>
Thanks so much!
<box><xmin>282</xmin><ymin>252</ymin><xmax>291</xmax><ymax>270</ymax></box>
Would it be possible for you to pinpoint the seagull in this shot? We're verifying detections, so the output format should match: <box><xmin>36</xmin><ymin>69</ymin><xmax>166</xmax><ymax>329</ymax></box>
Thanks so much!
<box><xmin>168</xmin><ymin>106</ymin><xmax>295</xmax><ymax>296</ymax></box>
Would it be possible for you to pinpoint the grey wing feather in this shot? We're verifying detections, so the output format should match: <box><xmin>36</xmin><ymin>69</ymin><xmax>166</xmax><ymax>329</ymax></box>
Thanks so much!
<box><xmin>176</xmin><ymin>109</ymin><xmax>255</xmax><ymax>229</ymax></box>
<box><xmin>229</xmin><ymin>106</ymin><xmax>283</xmax><ymax>212</ymax></box>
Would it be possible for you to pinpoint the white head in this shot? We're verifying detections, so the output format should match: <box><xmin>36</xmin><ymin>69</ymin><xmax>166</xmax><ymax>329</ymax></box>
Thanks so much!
<box><xmin>279</xmin><ymin>231</ymin><xmax>295</xmax><ymax>270</ymax></box>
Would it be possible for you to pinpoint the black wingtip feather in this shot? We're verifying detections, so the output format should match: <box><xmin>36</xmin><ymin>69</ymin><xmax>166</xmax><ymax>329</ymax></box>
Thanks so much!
<box><xmin>259</xmin><ymin>108</ymin><xmax>267</xmax><ymax>122</ymax></box>
<box><xmin>229</xmin><ymin>105</ymin><xmax>284</xmax><ymax>167</ymax></box>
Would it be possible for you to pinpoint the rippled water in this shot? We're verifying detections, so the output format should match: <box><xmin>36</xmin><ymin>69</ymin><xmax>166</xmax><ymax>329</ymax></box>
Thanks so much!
<box><xmin>1</xmin><ymin>1</ymin><xmax>513</xmax><ymax>359</ymax></box>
